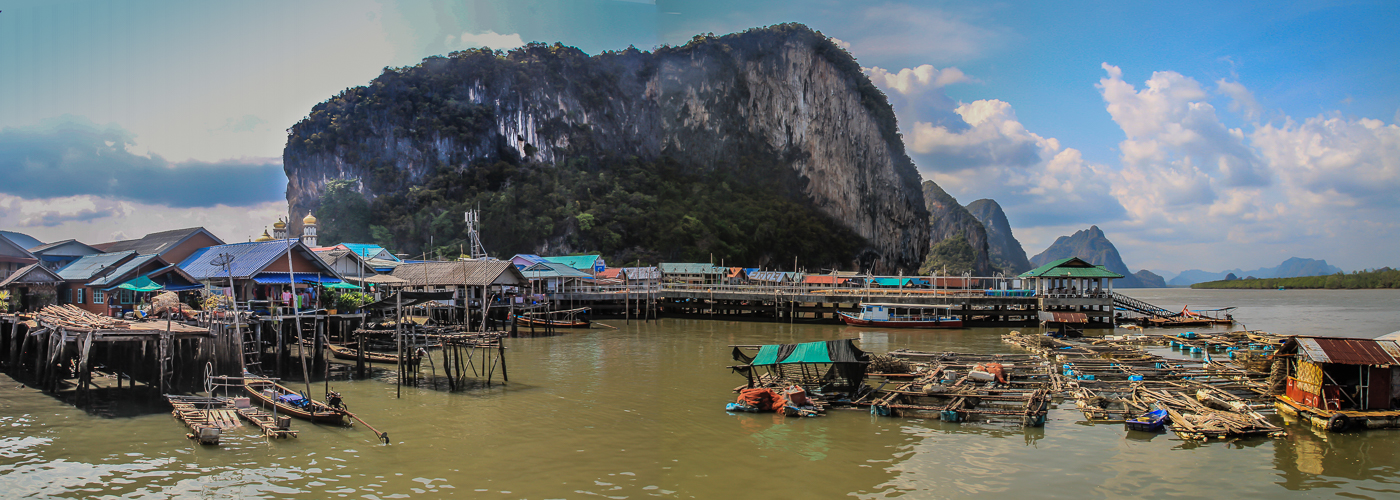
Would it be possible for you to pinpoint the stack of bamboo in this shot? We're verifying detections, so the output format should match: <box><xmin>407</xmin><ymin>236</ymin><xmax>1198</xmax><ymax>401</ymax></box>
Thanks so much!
<box><xmin>1137</xmin><ymin>388</ymin><xmax>1284</xmax><ymax>440</ymax></box>
<box><xmin>36</xmin><ymin>304</ymin><xmax>129</xmax><ymax>331</ymax></box>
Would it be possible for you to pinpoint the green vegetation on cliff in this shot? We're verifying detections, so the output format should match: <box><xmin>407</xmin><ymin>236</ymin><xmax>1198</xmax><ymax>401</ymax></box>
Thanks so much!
<box><xmin>319</xmin><ymin>155</ymin><xmax>866</xmax><ymax>265</ymax></box>
<box><xmin>919</xmin><ymin>232</ymin><xmax>981</xmax><ymax>275</ymax></box>
<box><xmin>288</xmin><ymin>22</ymin><xmax>928</xmax><ymax>271</ymax></box>
<box><xmin>1192</xmin><ymin>268</ymin><xmax>1400</xmax><ymax>289</ymax></box>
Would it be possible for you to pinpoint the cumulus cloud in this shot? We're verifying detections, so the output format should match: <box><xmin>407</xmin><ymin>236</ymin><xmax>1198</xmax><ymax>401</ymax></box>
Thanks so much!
<box><xmin>16</xmin><ymin>196</ymin><xmax>131</xmax><ymax>227</ymax></box>
<box><xmin>0</xmin><ymin>116</ymin><xmax>286</xmax><ymax>208</ymax></box>
<box><xmin>1216</xmin><ymin>79</ymin><xmax>1262</xmax><ymax>121</ymax></box>
<box><xmin>865</xmin><ymin>65</ymin><xmax>972</xmax><ymax>95</ymax></box>
<box><xmin>1099</xmin><ymin>63</ymin><xmax>1269</xmax><ymax>192</ymax></box>
<box><xmin>446</xmin><ymin>30</ymin><xmax>524</xmax><ymax>51</ymax></box>
<box><xmin>1251</xmin><ymin>115</ymin><xmax>1400</xmax><ymax>208</ymax></box>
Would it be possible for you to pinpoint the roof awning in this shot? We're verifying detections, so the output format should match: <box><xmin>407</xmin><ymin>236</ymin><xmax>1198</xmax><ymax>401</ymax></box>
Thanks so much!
<box><xmin>1039</xmin><ymin>311</ymin><xmax>1089</xmax><ymax>323</ymax></box>
<box><xmin>117</xmin><ymin>275</ymin><xmax>164</xmax><ymax>292</ymax></box>
<box><xmin>251</xmin><ymin>272</ymin><xmax>343</xmax><ymax>285</ymax></box>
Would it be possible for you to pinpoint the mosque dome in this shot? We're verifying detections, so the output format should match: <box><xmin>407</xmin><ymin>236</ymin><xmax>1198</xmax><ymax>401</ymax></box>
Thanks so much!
<box><xmin>254</xmin><ymin>228</ymin><xmax>273</xmax><ymax>242</ymax></box>
<box><xmin>272</xmin><ymin>218</ymin><xmax>286</xmax><ymax>229</ymax></box>
<box><xmin>303</xmin><ymin>212</ymin><xmax>317</xmax><ymax>225</ymax></box>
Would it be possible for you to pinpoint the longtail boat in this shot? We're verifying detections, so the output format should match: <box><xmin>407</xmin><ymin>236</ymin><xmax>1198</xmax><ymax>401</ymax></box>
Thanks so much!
<box><xmin>511</xmin><ymin>314</ymin><xmax>591</xmax><ymax>328</ymax></box>
<box><xmin>243</xmin><ymin>377</ymin><xmax>349</xmax><ymax>425</ymax></box>
<box><xmin>325</xmin><ymin>343</ymin><xmax>411</xmax><ymax>363</ymax></box>
<box><xmin>837</xmin><ymin>303</ymin><xmax>963</xmax><ymax>328</ymax></box>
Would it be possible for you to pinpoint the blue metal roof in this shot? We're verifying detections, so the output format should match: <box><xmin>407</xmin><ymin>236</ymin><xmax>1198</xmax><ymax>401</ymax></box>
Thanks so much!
<box><xmin>522</xmin><ymin>262</ymin><xmax>593</xmax><ymax>279</ymax></box>
<box><xmin>0</xmin><ymin>230</ymin><xmax>44</xmax><ymax>251</ymax></box>
<box><xmin>88</xmin><ymin>254</ymin><xmax>161</xmax><ymax>287</ymax></box>
<box><xmin>251</xmin><ymin>273</ymin><xmax>344</xmax><ymax>285</ymax></box>
<box><xmin>179</xmin><ymin>239</ymin><xmax>339</xmax><ymax>280</ymax></box>
<box><xmin>57</xmin><ymin>251</ymin><xmax>137</xmax><ymax>280</ymax></box>
<box><xmin>341</xmin><ymin>243</ymin><xmax>400</xmax><ymax>262</ymax></box>
<box><xmin>542</xmin><ymin>255</ymin><xmax>603</xmax><ymax>271</ymax></box>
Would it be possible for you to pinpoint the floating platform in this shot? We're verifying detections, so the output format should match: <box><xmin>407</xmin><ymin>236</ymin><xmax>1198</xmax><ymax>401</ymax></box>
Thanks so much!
<box><xmin>166</xmin><ymin>395</ymin><xmax>242</xmax><ymax>445</ymax></box>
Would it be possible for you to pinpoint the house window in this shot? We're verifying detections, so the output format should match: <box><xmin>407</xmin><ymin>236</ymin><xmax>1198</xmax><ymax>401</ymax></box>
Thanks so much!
<box><xmin>63</xmin><ymin>288</ymin><xmax>72</xmax><ymax>304</ymax></box>
<box><xmin>94</xmin><ymin>290</ymin><xmax>104</xmax><ymax>304</ymax></box>
<box><xmin>75</xmin><ymin>288</ymin><xmax>85</xmax><ymax>304</ymax></box>
<box><xmin>121</xmin><ymin>289</ymin><xmax>134</xmax><ymax>304</ymax></box>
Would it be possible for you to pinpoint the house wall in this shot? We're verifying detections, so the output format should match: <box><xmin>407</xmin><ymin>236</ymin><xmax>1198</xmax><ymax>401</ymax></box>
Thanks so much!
<box><xmin>262</xmin><ymin>250</ymin><xmax>328</xmax><ymax>274</ymax></box>
<box><xmin>164</xmin><ymin>232</ymin><xmax>222</xmax><ymax>265</ymax></box>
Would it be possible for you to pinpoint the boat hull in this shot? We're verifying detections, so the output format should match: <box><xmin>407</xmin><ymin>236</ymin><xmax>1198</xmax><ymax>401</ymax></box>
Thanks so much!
<box><xmin>512</xmin><ymin>315</ymin><xmax>591</xmax><ymax>328</ymax></box>
<box><xmin>243</xmin><ymin>379</ymin><xmax>348</xmax><ymax>425</ymax></box>
<box><xmin>837</xmin><ymin>312</ymin><xmax>963</xmax><ymax>329</ymax></box>
<box><xmin>325</xmin><ymin>344</ymin><xmax>406</xmax><ymax>363</ymax></box>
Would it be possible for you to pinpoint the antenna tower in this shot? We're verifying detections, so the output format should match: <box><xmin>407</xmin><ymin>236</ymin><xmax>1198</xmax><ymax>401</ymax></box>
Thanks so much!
<box><xmin>465</xmin><ymin>210</ymin><xmax>488</xmax><ymax>259</ymax></box>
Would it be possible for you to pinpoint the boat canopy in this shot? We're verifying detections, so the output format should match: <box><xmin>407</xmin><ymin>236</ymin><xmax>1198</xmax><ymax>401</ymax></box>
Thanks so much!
<box><xmin>732</xmin><ymin>339</ymin><xmax>869</xmax><ymax>388</ymax></box>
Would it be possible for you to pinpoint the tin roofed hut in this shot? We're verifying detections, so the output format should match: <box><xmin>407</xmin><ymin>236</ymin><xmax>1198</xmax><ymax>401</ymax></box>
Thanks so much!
<box><xmin>521</xmin><ymin>262</ymin><xmax>593</xmax><ymax>293</ymax></box>
<box><xmin>0</xmin><ymin>263</ymin><xmax>62</xmax><ymax>312</ymax></box>
<box><xmin>731</xmin><ymin>339</ymin><xmax>870</xmax><ymax>397</ymax></box>
<box><xmin>390</xmin><ymin>260</ymin><xmax>527</xmax><ymax>326</ymax></box>
<box><xmin>659</xmin><ymin>263</ymin><xmax>725</xmax><ymax>285</ymax></box>
<box><xmin>1273</xmin><ymin>336</ymin><xmax>1400</xmax><ymax>432</ymax></box>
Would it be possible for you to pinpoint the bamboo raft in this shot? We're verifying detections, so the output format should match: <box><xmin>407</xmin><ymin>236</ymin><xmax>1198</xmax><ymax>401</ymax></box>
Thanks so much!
<box><xmin>166</xmin><ymin>395</ymin><xmax>241</xmax><ymax>445</ymax></box>
<box><xmin>857</xmin><ymin>351</ymin><xmax>1055</xmax><ymax>426</ymax></box>
<box><xmin>223</xmin><ymin>397</ymin><xmax>298</xmax><ymax>438</ymax></box>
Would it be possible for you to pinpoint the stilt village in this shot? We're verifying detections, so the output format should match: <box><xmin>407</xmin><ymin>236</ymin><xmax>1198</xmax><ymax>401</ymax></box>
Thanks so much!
<box><xmin>1</xmin><ymin>212</ymin><xmax>1397</xmax><ymax>446</ymax></box>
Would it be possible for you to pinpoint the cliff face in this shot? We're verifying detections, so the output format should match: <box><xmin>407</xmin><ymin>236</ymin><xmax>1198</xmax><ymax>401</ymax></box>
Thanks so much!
<box><xmin>1030</xmin><ymin>225</ymin><xmax>1163</xmax><ymax>288</ymax></box>
<box><xmin>965</xmin><ymin>199</ymin><xmax>1031</xmax><ymax>274</ymax></box>
<box><xmin>921</xmin><ymin>181</ymin><xmax>994</xmax><ymax>275</ymax></box>
<box><xmin>283</xmin><ymin>24</ymin><xmax>929</xmax><ymax>272</ymax></box>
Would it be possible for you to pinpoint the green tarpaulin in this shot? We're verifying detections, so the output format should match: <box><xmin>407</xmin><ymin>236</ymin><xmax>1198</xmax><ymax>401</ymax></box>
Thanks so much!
<box><xmin>782</xmin><ymin>341</ymin><xmax>832</xmax><ymax>364</ymax></box>
<box><xmin>323</xmin><ymin>282</ymin><xmax>362</xmax><ymax>289</ymax></box>
<box><xmin>117</xmin><ymin>276</ymin><xmax>164</xmax><ymax>292</ymax></box>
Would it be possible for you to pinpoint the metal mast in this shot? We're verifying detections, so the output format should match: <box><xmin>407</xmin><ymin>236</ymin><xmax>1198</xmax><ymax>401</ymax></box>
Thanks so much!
<box><xmin>464</xmin><ymin>210</ymin><xmax>487</xmax><ymax>259</ymax></box>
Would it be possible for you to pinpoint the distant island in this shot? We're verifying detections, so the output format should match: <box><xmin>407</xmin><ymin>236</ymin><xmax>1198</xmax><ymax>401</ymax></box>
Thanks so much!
<box><xmin>1192</xmin><ymin>268</ymin><xmax>1400</xmax><ymax>289</ymax></box>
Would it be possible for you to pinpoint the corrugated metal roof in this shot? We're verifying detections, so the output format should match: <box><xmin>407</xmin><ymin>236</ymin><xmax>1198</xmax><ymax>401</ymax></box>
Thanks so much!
<box><xmin>1019</xmin><ymin>257</ymin><xmax>1124</xmax><ymax>278</ymax></box>
<box><xmin>179</xmin><ymin>239</ymin><xmax>336</xmax><ymax>280</ymax></box>
<box><xmin>391</xmin><ymin>260</ymin><xmax>525</xmax><ymax>286</ymax></box>
<box><xmin>0</xmin><ymin>231</ymin><xmax>44</xmax><ymax>251</ymax></box>
<box><xmin>103</xmin><ymin>227</ymin><xmax>222</xmax><ymax>256</ymax></box>
<box><xmin>659</xmin><ymin>263</ymin><xmax>724</xmax><ymax>274</ymax></box>
<box><xmin>1038</xmin><ymin>311</ymin><xmax>1089</xmax><ymax>323</ymax></box>
<box><xmin>0</xmin><ymin>263</ymin><xmax>62</xmax><ymax>287</ymax></box>
<box><xmin>1294</xmin><ymin>337</ymin><xmax>1400</xmax><ymax>365</ymax></box>
<box><xmin>621</xmin><ymin>267</ymin><xmax>659</xmax><ymax>280</ymax></box>
<box><xmin>748</xmin><ymin>271</ymin><xmax>790</xmax><ymax>282</ymax></box>
<box><xmin>342</xmin><ymin>243</ymin><xmax>399</xmax><ymax>261</ymax></box>
<box><xmin>522</xmin><ymin>262</ymin><xmax>593</xmax><ymax>279</ymax></box>
<box><xmin>57</xmin><ymin>251</ymin><xmax>137</xmax><ymax>280</ymax></box>
<box><xmin>88</xmin><ymin>254</ymin><xmax>161</xmax><ymax>286</ymax></box>
<box><xmin>27</xmin><ymin>239</ymin><xmax>101</xmax><ymax>256</ymax></box>
<box><xmin>542</xmin><ymin>255</ymin><xmax>603</xmax><ymax>271</ymax></box>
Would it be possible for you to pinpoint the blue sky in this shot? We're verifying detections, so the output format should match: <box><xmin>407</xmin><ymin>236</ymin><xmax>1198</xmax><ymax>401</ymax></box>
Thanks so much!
<box><xmin>1</xmin><ymin>0</ymin><xmax>1396</xmax><ymax>275</ymax></box>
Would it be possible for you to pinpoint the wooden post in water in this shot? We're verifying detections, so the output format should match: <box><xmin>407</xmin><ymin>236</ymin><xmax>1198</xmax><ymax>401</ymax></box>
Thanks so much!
<box><xmin>356</xmin><ymin>324</ymin><xmax>366</xmax><ymax>379</ymax></box>
<box><xmin>395</xmin><ymin>290</ymin><xmax>402</xmax><ymax>398</ymax></box>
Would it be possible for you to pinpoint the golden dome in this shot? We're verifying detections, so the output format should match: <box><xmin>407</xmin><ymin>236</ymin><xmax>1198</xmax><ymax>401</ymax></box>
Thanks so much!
<box><xmin>254</xmin><ymin>228</ymin><xmax>273</xmax><ymax>242</ymax></box>
<box><xmin>272</xmin><ymin>217</ymin><xmax>286</xmax><ymax>229</ymax></box>
<box><xmin>302</xmin><ymin>212</ymin><xmax>317</xmax><ymax>225</ymax></box>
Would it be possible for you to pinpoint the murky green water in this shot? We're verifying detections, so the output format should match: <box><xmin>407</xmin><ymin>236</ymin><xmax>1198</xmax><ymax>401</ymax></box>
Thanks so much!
<box><xmin>2</xmin><ymin>289</ymin><xmax>1399</xmax><ymax>498</ymax></box>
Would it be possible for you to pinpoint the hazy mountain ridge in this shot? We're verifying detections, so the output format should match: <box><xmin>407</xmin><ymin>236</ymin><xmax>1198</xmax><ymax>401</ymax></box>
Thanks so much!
<box><xmin>1168</xmin><ymin>257</ymin><xmax>1344</xmax><ymax>286</ymax></box>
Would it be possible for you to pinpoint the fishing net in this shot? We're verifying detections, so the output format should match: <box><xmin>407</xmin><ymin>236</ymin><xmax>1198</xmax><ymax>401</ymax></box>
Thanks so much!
<box><xmin>735</xmin><ymin>388</ymin><xmax>787</xmax><ymax>412</ymax></box>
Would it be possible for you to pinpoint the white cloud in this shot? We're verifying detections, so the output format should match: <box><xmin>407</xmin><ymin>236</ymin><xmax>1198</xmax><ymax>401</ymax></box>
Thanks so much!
<box><xmin>1251</xmin><ymin>115</ymin><xmax>1400</xmax><ymax>208</ymax></box>
<box><xmin>446</xmin><ymin>30</ymin><xmax>525</xmax><ymax>51</ymax></box>
<box><xmin>828</xmin><ymin>37</ymin><xmax>851</xmax><ymax>50</ymax></box>
<box><xmin>864</xmin><ymin>65</ymin><xmax>972</xmax><ymax>95</ymax></box>
<box><xmin>1216</xmin><ymin>79</ymin><xmax>1262</xmax><ymax>121</ymax></box>
<box><xmin>0</xmin><ymin>194</ymin><xmax>289</xmax><ymax>247</ymax></box>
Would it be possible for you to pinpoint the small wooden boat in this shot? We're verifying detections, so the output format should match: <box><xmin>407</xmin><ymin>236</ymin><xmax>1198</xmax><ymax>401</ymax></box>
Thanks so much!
<box><xmin>838</xmin><ymin>303</ymin><xmax>963</xmax><ymax>329</ymax></box>
<box><xmin>1125</xmin><ymin>408</ymin><xmax>1170</xmax><ymax>433</ymax></box>
<box><xmin>511</xmin><ymin>314</ymin><xmax>591</xmax><ymax>328</ymax></box>
<box><xmin>243</xmin><ymin>377</ymin><xmax>348</xmax><ymax>425</ymax></box>
<box><xmin>325</xmin><ymin>343</ymin><xmax>411</xmax><ymax>363</ymax></box>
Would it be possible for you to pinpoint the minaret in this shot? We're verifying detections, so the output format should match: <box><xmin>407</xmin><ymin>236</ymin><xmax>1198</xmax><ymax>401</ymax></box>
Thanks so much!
<box><xmin>301</xmin><ymin>212</ymin><xmax>318</xmax><ymax>247</ymax></box>
<box><xmin>272</xmin><ymin>217</ymin><xmax>287</xmax><ymax>239</ymax></box>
